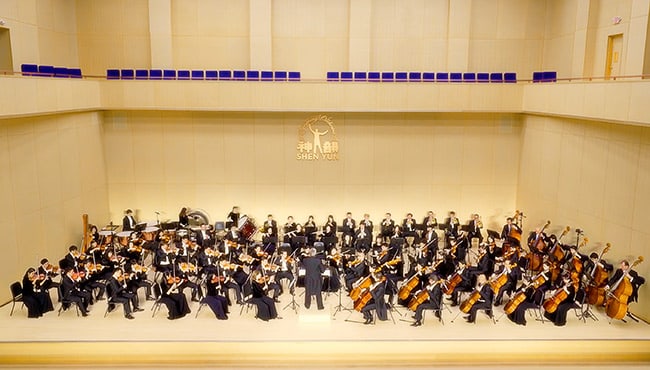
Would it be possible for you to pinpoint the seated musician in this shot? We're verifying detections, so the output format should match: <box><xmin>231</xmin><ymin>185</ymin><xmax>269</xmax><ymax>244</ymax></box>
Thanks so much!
<box><xmin>202</xmin><ymin>273</ymin><xmax>229</xmax><ymax>320</ymax></box>
<box><xmin>448</xmin><ymin>262</ymin><xmax>472</xmax><ymax>307</ymax></box>
<box><xmin>422</xmin><ymin>225</ymin><xmax>439</xmax><ymax>261</ymax></box>
<box><xmin>160</xmin><ymin>271</ymin><xmax>191</xmax><ymax>320</ymax></box>
<box><xmin>64</xmin><ymin>245</ymin><xmax>83</xmax><ymax>272</ymax></box>
<box><xmin>225</xmin><ymin>226</ymin><xmax>242</xmax><ymax>245</ymax></box>
<box><xmin>124</xmin><ymin>259</ymin><xmax>154</xmax><ymax>301</ymax></box>
<box><xmin>61</xmin><ymin>268</ymin><xmax>90</xmax><ymax>316</ymax></box>
<box><xmin>448</xmin><ymin>230</ymin><xmax>469</xmax><ymax>265</ymax></box>
<box><xmin>196</xmin><ymin>245</ymin><xmax>219</xmax><ymax>277</ymax></box>
<box><xmin>380</xmin><ymin>213</ymin><xmax>395</xmax><ymax>242</ymax></box>
<box><xmin>444</xmin><ymin>211</ymin><xmax>460</xmax><ymax>240</ymax></box>
<box><xmin>323</xmin><ymin>247</ymin><xmax>342</xmax><ymax>292</ymax></box>
<box><xmin>273</xmin><ymin>250</ymin><xmax>295</xmax><ymax>295</ymax></box>
<box><xmin>304</xmin><ymin>215</ymin><xmax>317</xmax><ymax>245</ymax></box>
<box><xmin>360</xmin><ymin>272</ymin><xmax>388</xmax><ymax>325</ymax></box>
<box><xmin>467</xmin><ymin>244</ymin><xmax>494</xmax><ymax>283</ymax></box>
<box><xmin>176</xmin><ymin>260</ymin><xmax>202</xmax><ymax>302</ymax></box>
<box><xmin>217</xmin><ymin>261</ymin><xmax>243</xmax><ymax>305</ymax></box>
<box><xmin>466</xmin><ymin>213</ymin><xmax>484</xmax><ymax>244</ymax></box>
<box><xmin>586</xmin><ymin>252</ymin><xmax>613</xmax><ymax>278</ymax></box>
<box><xmin>463</xmin><ymin>274</ymin><xmax>493</xmax><ymax>323</ymax></box>
<box><xmin>341</xmin><ymin>212</ymin><xmax>356</xmax><ymax>249</ymax></box>
<box><xmin>606</xmin><ymin>260</ymin><xmax>646</xmax><ymax>308</ymax></box>
<box><xmin>354</xmin><ymin>223</ymin><xmax>371</xmax><ymax>253</ymax></box>
<box><xmin>345</xmin><ymin>251</ymin><xmax>368</xmax><ymax>291</ymax></box>
<box><xmin>260</xmin><ymin>257</ymin><xmax>281</xmax><ymax>302</ymax></box>
<box><xmin>492</xmin><ymin>259</ymin><xmax>521</xmax><ymax>305</ymax></box>
<box><xmin>411</xmin><ymin>274</ymin><xmax>443</xmax><ymax>326</ymax></box>
<box><xmin>106</xmin><ymin>268</ymin><xmax>143</xmax><ymax>319</ymax></box>
<box><xmin>38</xmin><ymin>258</ymin><xmax>61</xmax><ymax>301</ymax></box>
<box><xmin>507</xmin><ymin>286</ymin><xmax>544</xmax><ymax>326</ymax></box>
<box><xmin>527</xmin><ymin>227</ymin><xmax>549</xmax><ymax>253</ymax></box>
<box><xmin>543</xmin><ymin>273</ymin><xmax>577</xmax><ymax>326</ymax></box>
<box><xmin>402</xmin><ymin>213</ymin><xmax>417</xmax><ymax>237</ymax></box>
<box><xmin>154</xmin><ymin>242</ymin><xmax>175</xmax><ymax>274</ymax></box>
<box><xmin>422</xmin><ymin>211</ymin><xmax>438</xmax><ymax>231</ymax></box>
<box><xmin>22</xmin><ymin>267</ymin><xmax>54</xmax><ymax>318</ymax></box>
<box><xmin>290</xmin><ymin>224</ymin><xmax>306</xmax><ymax>252</ymax></box>
<box><xmin>375</xmin><ymin>244</ymin><xmax>401</xmax><ymax>306</ymax></box>
<box><xmin>283</xmin><ymin>216</ymin><xmax>297</xmax><ymax>243</ymax></box>
<box><xmin>250</xmin><ymin>271</ymin><xmax>281</xmax><ymax>321</ymax></box>
<box><xmin>195</xmin><ymin>223</ymin><xmax>214</xmax><ymax>248</ymax></box>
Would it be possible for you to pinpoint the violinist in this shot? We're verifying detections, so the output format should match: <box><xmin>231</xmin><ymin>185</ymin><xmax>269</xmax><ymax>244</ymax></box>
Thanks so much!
<box><xmin>196</xmin><ymin>246</ymin><xmax>219</xmax><ymax>276</ymax></box>
<box><xmin>64</xmin><ymin>245</ymin><xmax>83</xmax><ymax>271</ymax></box>
<box><xmin>360</xmin><ymin>272</ymin><xmax>388</xmax><ymax>325</ymax></box>
<box><xmin>463</xmin><ymin>274</ymin><xmax>493</xmax><ymax>323</ymax></box>
<box><xmin>543</xmin><ymin>273</ymin><xmax>576</xmax><ymax>326</ymax></box>
<box><xmin>38</xmin><ymin>258</ymin><xmax>61</xmax><ymax>300</ymax></box>
<box><xmin>22</xmin><ymin>267</ymin><xmax>54</xmax><ymax>318</ymax></box>
<box><xmin>225</xmin><ymin>225</ymin><xmax>242</xmax><ymax>246</ymax></box>
<box><xmin>411</xmin><ymin>274</ymin><xmax>443</xmax><ymax>326</ymax></box>
<box><xmin>176</xmin><ymin>260</ymin><xmax>202</xmax><ymax>302</ymax></box>
<box><xmin>160</xmin><ymin>271</ymin><xmax>191</xmax><ymax>320</ymax></box>
<box><xmin>273</xmin><ymin>250</ymin><xmax>295</xmax><ymax>295</ymax></box>
<box><xmin>202</xmin><ymin>273</ymin><xmax>229</xmax><ymax>320</ymax></box>
<box><xmin>225</xmin><ymin>206</ymin><xmax>240</xmax><ymax>230</ymax></box>
<box><xmin>154</xmin><ymin>242</ymin><xmax>174</xmax><ymax>274</ymax></box>
<box><xmin>124</xmin><ymin>259</ymin><xmax>155</xmax><ymax>301</ymax></box>
<box><xmin>61</xmin><ymin>268</ymin><xmax>90</xmax><ymax>316</ymax></box>
<box><xmin>302</xmin><ymin>248</ymin><xmax>325</xmax><ymax>310</ymax></box>
<box><xmin>260</xmin><ymin>257</ymin><xmax>282</xmax><ymax>302</ymax></box>
<box><xmin>195</xmin><ymin>223</ymin><xmax>214</xmax><ymax>248</ymax></box>
<box><xmin>380</xmin><ymin>213</ymin><xmax>395</xmax><ymax>242</ymax></box>
<box><xmin>251</xmin><ymin>271</ymin><xmax>281</xmax><ymax>321</ymax></box>
<box><xmin>323</xmin><ymin>247</ymin><xmax>342</xmax><ymax>292</ymax></box>
<box><xmin>106</xmin><ymin>269</ymin><xmax>142</xmax><ymax>319</ymax></box>
<box><xmin>216</xmin><ymin>261</ymin><xmax>244</xmax><ymax>305</ymax></box>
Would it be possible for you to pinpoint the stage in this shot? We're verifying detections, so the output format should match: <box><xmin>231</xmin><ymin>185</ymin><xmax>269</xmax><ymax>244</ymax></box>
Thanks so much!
<box><xmin>1</xmin><ymin>285</ymin><xmax>649</xmax><ymax>369</ymax></box>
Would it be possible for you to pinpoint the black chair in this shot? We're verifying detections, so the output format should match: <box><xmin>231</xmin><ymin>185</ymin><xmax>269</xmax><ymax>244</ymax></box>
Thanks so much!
<box><xmin>238</xmin><ymin>282</ymin><xmax>256</xmax><ymax>317</ymax></box>
<box><xmin>573</xmin><ymin>288</ymin><xmax>597</xmax><ymax>323</ymax></box>
<box><xmin>150</xmin><ymin>283</ymin><xmax>164</xmax><ymax>318</ymax></box>
<box><xmin>57</xmin><ymin>285</ymin><xmax>80</xmax><ymax>317</ymax></box>
<box><xmin>9</xmin><ymin>282</ymin><xmax>23</xmax><ymax>316</ymax></box>
<box><xmin>103</xmin><ymin>283</ymin><xmax>124</xmax><ymax>318</ymax></box>
<box><xmin>525</xmin><ymin>289</ymin><xmax>546</xmax><ymax>323</ymax></box>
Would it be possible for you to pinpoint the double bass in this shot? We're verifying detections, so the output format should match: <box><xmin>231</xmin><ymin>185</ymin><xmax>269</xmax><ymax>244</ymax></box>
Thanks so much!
<box><xmin>586</xmin><ymin>243</ymin><xmax>612</xmax><ymax>306</ymax></box>
<box><xmin>526</xmin><ymin>220</ymin><xmax>550</xmax><ymax>272</ymax></box>
<box><xmin>548</xmin><ymin>226</ymin><xmax>571</xmax><ymax>262</ymax></box>
<box><xmin>605</xmin><ymin>256</ymin><xmax>644</xmax><ymax>320</ymax></box>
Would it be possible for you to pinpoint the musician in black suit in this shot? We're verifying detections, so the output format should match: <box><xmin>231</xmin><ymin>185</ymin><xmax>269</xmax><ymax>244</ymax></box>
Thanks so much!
<box><xmin>360</xmin><ymin>213</ymin><xmax>373</xmax><ymax>234</ymax></box>
<box><xmin>106</xmin><ymin>269</ymin><xmax>142</xmax><ymax>319</ymax></box>
<box><xmin>361</xmin><ymin>272</ymin><xmax>388</xmax><ymax>324</ymax></box>
<box><xmin>61</xmin><ymin>268</ymin><xmax>90</xmax><ymax>316</ymax></box>
<box><xmin>422</xmin><ymin>211</ymin><xmax>438</xmax><ymax>230</ymax></box>
<box><xmin>160</xmin><ymin>272</ymin><xmax>191</xmax><ymax>320</ymax></box>
<box><xmin>225</xmin><ymin>206</ymin><xmax>240</xmax><ymax>230</ymax></box>
<box><xmin>380</xmin><ymin>213</ymin><xmax>395</xmax><ymax>241</ymax></box>
<box><xmin>38</xmin><ymin>258</ymin><xmax>61</xmax><ymax>300</ymax></box>
<box><xmin>345</xmin><ymin>251</ymin><xmax>367</xmax><ymax>291</ymax></box>
<box><xmin>402</xmin><ymin>213</ymin><xmax>417</xmax><ymax>237</ymax></box>
<box><xmin>283</xmin><ymin>216</ymin><xmax>297</xmax><ymax>243</ymax></box>
<box><xmin>606</xmin><ymin>260</ymin><xmax>645</xmax><ymax>304</ymax></box>
<box><xmin>202</xmin><ymin>273</ymin><xmax>229</xmax><ymax>320</ymax></box>
<box><xmin>422</xmin><ymin>225</ymin><xmax>439</xmax><ymax>262</ymax></box>
<box><xmin>464</xmin><ymin>274</ymin><xmax>494</xmax><ymax>323</ymax></box>
<box><xmin>493</xmin><ymin>259</ymin><xmax>521</xmax><ymax>305</ymax></box>
<box><xmin>543</xmin><ymin>274</ymin><xmax>577</xmax><ymax>326</ymax></box>
<box><xmin>273</xmin><ymin>250</ymin><xmax>295</xmax><ymax>295</ymax></box>
<box><xmin>341</xmin><ymin>212</ymin><xmax>356</xmax><ymax>247</ymax></box>
<box><xmin>444</xmin><ymin>211</ymin><xmax>460</xmax><ymax>238</ymax></box>
<box><xmin>195</xmin><ymin>223</ymin><xmax>214</xmax><ymax>248</ymax></box>
<box><xmin>251</xmin><ymin>271</ymin><xmax>280</xmax><ymax>321</ymax></box>
<box><xmin>302</xmin><ymin>248</ymin><xmax>325</xmax><ymax>310</ymax></box>
<box><xmin>22</xmin><ymin>268</ymin><xmax>54</xmax><ymax>318</ymax></box>
<box><xmin>448</xmin><ymin>262</ymin><xmax>472</xmax><ymax>306</ymax></box>
<box><xmin>122</xmin><ymin>209</ymin><xmax>136</xmax><ymax>231</ymax></box>
<box><xmin>178</xmin><ymin>207</ymin><xmax>189</xmax><ymax>228</ymax></box>
<box><xmin>64</xmin><ymin>245</ymin><xmax>82</xmax><ymax>271</ymax></box>
<box><xmin>354</xmin><ymin>223</ymin><xmax>372</xmax><ymax>252</ymax></box>
<box><xmin>467</xmin><ymin>214</ymin><xmax>483</xmax><ymax>244</ymax></box>
<box><xmin>501</xmin><ymin>217</ymin><xmax>522</xmax><ymax>247</ymax></box>
<box><xmin>411</xmin><ymin>275</ymin><xmax>443</xmax><ymax>326</ymax></box>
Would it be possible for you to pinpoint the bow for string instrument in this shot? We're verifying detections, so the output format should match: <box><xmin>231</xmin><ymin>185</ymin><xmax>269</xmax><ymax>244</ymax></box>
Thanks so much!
<box><xmin>605</xmin><ymin>256</ymin><xmax>644</xmax><ymax>320</ymax></box>
<box><xmin>586</xmin><ymin>243</ymin><xmax>612</xmax><ymax>306</ymax></box>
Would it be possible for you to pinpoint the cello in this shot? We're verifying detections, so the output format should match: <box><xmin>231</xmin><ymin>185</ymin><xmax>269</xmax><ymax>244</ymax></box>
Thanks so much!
<box><xmin>586</xmin><ymin>243</ymin><xmax>612</xmax><ymax>306</ymax></box>
<box><xmin>407</xmin><ymin>280</ymin><xmax>441</xmax><ymax>312</ymax></box>
<box><xmin>350</xmin><ymin>274</ymin><xmax>374</xmax><ymax>301</ymax></box>
<box><xmin>503</xmin><ymin>270</ymin><xmax>548</xmax><ymax>315</ymax></box>
<box><xmin>459</xmin><ymin>276</ymin><xmax>492</xmax><ymax>314</ymax></box>
<box><xmin>542</xmin><ymin>278</ymin><xmax>571</xmax><ymax>314</ymax></box>
<box><xmin>605</xmin><ymin>257</ymin><xmax>643</xmax><ymax>320</ymax></box>
<box><xmin>398</xmin><ymin>264</ymin><xmax>434</xmax><ymax>301</ymax></box>
<box><xmin>354</xmin><ymin>276</ymin><xmax>386</xmax><ymax>312</ymax></box>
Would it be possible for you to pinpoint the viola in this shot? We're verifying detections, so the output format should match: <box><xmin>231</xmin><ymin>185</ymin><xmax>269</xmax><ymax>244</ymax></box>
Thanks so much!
<box><xmin>166</xmin><ymin>275</ymin><xmax>181</xmax><ymax>285</ymax></box>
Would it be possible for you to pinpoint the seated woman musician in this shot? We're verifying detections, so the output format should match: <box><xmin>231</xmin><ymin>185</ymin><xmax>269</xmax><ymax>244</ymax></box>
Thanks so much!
<box><xmin>201</xmin><ymin>273</ymin><xmax>229</xmax><ymax>320</ymax></box>
<box><xmin>22</xmin><ymin>267</ymin><xmax>54</xmax><ymax>318</ymax></box>
<box><xmin>463</xmin><ymin>274</ymin><xmax>494</xmax><ymax>323</ymax></box>
<box><xmin>160</xmin><ymin>271</ymin><xmax>191</xmax><ymax>320</ymax></box>
<box><xmin>360</xmin><ymin>271</ymin><xmax>388</xmax><ymax>325</ymax></box>
<box><xmin>543</xmin><ymin>273</ymin><xmax>577</xmax><ymax>326</ymax></box>
<box><xmin>250</xmin><ymin>271</ymin><xmax>281</xmax><ymax>321</ymax></box>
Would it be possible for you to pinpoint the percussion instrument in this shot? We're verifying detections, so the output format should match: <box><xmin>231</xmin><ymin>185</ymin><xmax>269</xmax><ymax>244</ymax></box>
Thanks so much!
<box><xmin>239</xmin><ymin>216</ymin><xmax>258</xmax><ymax>241</ymax></box>
<box><xmin>142</xmin><ymin>226</ymin><xmax>159</xmax><ymax>241</ymax></box>
<box><xmin>98</xmin><ymin>230</ymin><xmax>114</xmax><ymax>244</ymax></box>
<box><xmin>116</xmin><ymin>231</ymin><xmax>132</xmax><ymax>247</ymax></box>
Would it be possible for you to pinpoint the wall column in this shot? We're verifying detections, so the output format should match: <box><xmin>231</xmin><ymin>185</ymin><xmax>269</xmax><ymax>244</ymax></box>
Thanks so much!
<box><xmin>447</xmin><ymin>0</ymin><xmax>470</xmax><ymax>71</ymax></box>
<box><xmin>250</xmin><ymin>0</ymin><xmax>272</xmax><ymax>70</ymax></box>
<box><xmin>348</xmin><ymin>0</ymin><xmax>371</xmax><ymax>70</ymax></box>
<box><xmin>628</xmin><ymin>0</ymin><xmax>650</xmax><ymax>77</ymax></box>
<box><xmin>572</xmin><ymin>0</ymin><xmax>591</xmax><ymax>78</ymax></box>
<box><xmin>148</xmin><ymin>0</ymin><xmax>173</xmax><ymax>68</ymax></box>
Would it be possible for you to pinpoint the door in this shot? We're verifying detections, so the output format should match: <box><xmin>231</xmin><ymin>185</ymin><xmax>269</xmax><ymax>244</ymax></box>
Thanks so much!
<box><xmin>605</xmin><ymin>34</ymin><xmax>623</xmax><ymax>80</ymax></box>
<box><xmin>0</xmin><ymin>27</ymin><xmax>13</xmax><ymax>73</ymax></box>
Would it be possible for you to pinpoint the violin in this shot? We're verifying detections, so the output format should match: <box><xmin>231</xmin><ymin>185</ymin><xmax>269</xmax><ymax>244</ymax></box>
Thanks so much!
<box><xmin>210</xmin><ymin>275</ymin><xmax>226</xmax><ymax>284</ymax></box>
<box><xmin>166</xmin><ymin>275</ymin><xmax>181</xmax><ymax>285</ymax></box>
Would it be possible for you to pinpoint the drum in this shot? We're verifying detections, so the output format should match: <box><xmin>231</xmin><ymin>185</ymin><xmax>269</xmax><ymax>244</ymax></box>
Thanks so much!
<box><xmin>296</xmin><ymin>268</ymin><xmax>306</xmax><ymax>287</ymax></box>
<box><xmin>142</xmin><ymin>227</ymin><xmax>159</xmax><ymax>242</ymax></box>
<box><xmin>98</xmin><ymin>230</ymin><xmax>114</xmax><ymax>245</ymax></box>
<box><xmin>176</xmin><ymin>229</ymin><xmax>189</xmax><ymax>238</ymax></box>
<box><xmin>239</xmin><ymin>218</ymin><xmax>258</xmax><ymax>241</ymax></box>
<box><xmin>116</xmin><ymin>231</ymin><xmax>132</xmax><ymax>247</ymax></box>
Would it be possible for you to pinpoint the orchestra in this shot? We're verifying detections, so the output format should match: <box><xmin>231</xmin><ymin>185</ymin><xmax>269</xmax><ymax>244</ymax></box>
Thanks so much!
<box><xmin>10</xmin><ymin>207</ymin><xmax>645</xmax><ymax>331</ymax></box>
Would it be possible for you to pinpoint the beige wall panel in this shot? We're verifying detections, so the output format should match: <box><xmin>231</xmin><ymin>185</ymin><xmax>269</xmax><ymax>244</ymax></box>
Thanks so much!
<box><xmin>34</xmin><ymin>129</ymin><xmax>63</xmax><ymax>208</ymax></box>
<box><xmin>602</xmin><ymin>140</ymin><xmax>640</xmax><ymax>222</ymax></box>
<box><xmin>631</xmin><ymin>144</ymin><xmax>650</xmax><ymax>232</ymax></box>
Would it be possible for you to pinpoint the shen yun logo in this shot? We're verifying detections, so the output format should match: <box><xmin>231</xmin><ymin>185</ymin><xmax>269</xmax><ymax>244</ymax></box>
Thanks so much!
<box><xmin>296</xmin><ymin>115</ymin><xmax>340</xmax><ymax>161</ymax></box>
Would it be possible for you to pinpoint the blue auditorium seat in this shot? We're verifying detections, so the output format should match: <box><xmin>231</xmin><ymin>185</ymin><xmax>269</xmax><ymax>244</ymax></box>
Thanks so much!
<box><xmin>532</xmin><ymin>71</ymin><xmax>543</xmax><ymax>83</ymax></box>
<box><xmin>394</xmin><ymin>72</ymin><xmax>407</xmax><ymax>81</ymax></box>
<box><xmin>54</xmin><ymin>67</ymin><xmax>69</xmax><ymax>78</ymax></box>
<box><xmin>436</xmin><ymin>72</ymin><xmax>448</xmax><ymax>82</ymax></box>
<box><xmin>288</xmin><ymin>71</ymin><xmax>301</xmax><ymax>81</ymax></box>
<box><xmin>274</xmin><ymin>71</ymin><xmax>287</xmax><ymax>81</ymax></box>
<box><xmin>490</xmin><ymin>73</ymin><xmax>503</xmax><ymax>83</ymax></box>
<box><xmin>233</xmin><ymin>70</ymin><xmax>245</xmax><ymax>80</ymax></box>
<box><xmin>246</xmin><ymin>71</ymin><xmax>260</xmax><ymax>81</ymax></box>
<box><xmin>477</xmin><ymin>73</ymin><xmax>489</xmax><ymax>83</ymax></box>
<box><xmin>38</xmin><ymin>65</ymin><xmax>55</xmax><ymax>77</ymax></box>
<box><xmin>504</xmin><ymin>72</ymin><xmax>517</xmax><ymax>83</ymax></box>
<box><xmin>450</xmin><ymin>73</ymin><xmax>462</xmax><ymax>82</ymax></box>
<box><xmin>21</xmin><ymin>64</ymin><xmax>38</xmax><ymax>76</ymax></box>
<box><xmin>542</xmin><ymin>71</ymin><xmax>557</xmax><ymax>82</ymax></box>
<box><xmin>135</xmin><ymin>69</ymin><xmax>148</xmax><ymax>80</ymax></box>
<box><xmin>177</xmin><ymin>70</ymin><xmax>190</xmax><ymax>80</ymax></box>
<box><xmin>381</xmin><ymin>72</ymin><xmax>394</xmax><ymax>82</ymax></box>
<box><xmin>326</xmin><ymin>72</ymin><xmax>339</xmax><ymax>81</ymax></box>
<box><xmin>218</xmin><ymin>70</ymin><xmax>232</xmax><ymax>80</ymax></box>
<box><xmin>163</xmin><ymin>70</ymin><xmax>176</xmax><ymax>80</ymax></box>
<box><xmin>340</xmin><ymin>72</ymin><xmax>352</xmax><ymax>81</ymax></box>
<box><xmin>354</xmin><ymin>72</ymin><xmax>367</xmax><ymax>81</ymax></box>
<box><xmin>120</xmin><ymin>69</ymin><xmax>134</xmax><ymax>80</ymax></box>
<box><xmin>368</xmin><ymin>72</ymin><xmax>380</xmax><ymax>82</ymax></box>
<box><xmin>191</xmin><ymin>70</ymin><xmax>204</xmax><ymax>80</ymax></box>
<box><xmin>408</xmin><ymin>72</ymin><xmax>422</xmax><ymax>82</ymax></box>
<box><xmin>261</xmin><ymin>71</ymin><xmax>273</xmax><ymax>81</ymax></box>
<box><xmin>107</xmin><ymin>69</ymin><xmax>120</xmax><ymax>80</ymax></box>
<box><xmin>422</xmin><ymin>72</ymin><xmax>435</xmax><ymax>82</ymax></box>
<box><xmin>463</xmin><ymin>73</ymin><xmax>476</xmax><ymax>82</ymax></box>
<box><xmin>205</xmin><ymin>70</ymin><xmax>218</xmax><ymax>80</ymax></box>
<box><xmin>149</xmin><ymin>70</ymin><xmax>162</xmax><ymax>80</ymax></box>
<box><xmin>68</xmin><ymin>68</ymin><xmax>82</xmax><ymax>78</ymax></box>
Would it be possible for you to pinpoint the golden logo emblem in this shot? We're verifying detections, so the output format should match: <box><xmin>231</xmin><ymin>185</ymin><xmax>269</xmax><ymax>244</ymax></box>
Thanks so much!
<box><xmin>296</xmin><ymin>115</ymin><xmax>339</xmax><ymax>161</ymax></box>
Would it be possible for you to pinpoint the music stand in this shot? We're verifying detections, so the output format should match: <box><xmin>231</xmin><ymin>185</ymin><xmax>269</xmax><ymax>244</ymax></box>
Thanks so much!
<box><xmin>313</xmin><ymin>242</ymin><xmax>325</xmax><ymax>254</ymax></box>
<box><xmin>292</xmin><ymin>236</ymin><xmax>307</xmax><ymax>248</ymax></box>
<box><xmin>278</xmin><ymin>243</ymin><xmax>292</xmax><ymax>255</ymax></box>
<box><xmin>389</xmin><ymin>237</ymin><xmax>405</xmax><ymax>251</ymax></box>
<box><xmin>134</xmin><ymin>222</ymin><xmax>147</xmax><ymax>232</ymax></box>
<box><xmin>323</xmin><ymin>236</ymin><xmax>338</xmax><ymax>249</ymax></box>
<box><xmin>460</xmin><ymin>224</ymin><xmax>470</xmax><ymax>232</ymax></box>
<box><xmin>487</xmin><ymin>230</ymin><xmax>501</xmax><ymax>240</ymax></box>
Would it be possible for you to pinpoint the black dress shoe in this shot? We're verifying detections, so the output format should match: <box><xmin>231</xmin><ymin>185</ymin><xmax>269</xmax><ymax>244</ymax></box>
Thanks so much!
<box><xmin>134</xmin><ymin>307</ymin><xmax>144</xmax><ymax>312</ymax></box>
<box><xmin>410</xmin><ymin>321</ymin><xmax>422</xmax><ymax>327</ymax></box>
<box><xmin>274</xmin><ymin>298</ymin><xmax>281</xmax><ymax>303</ymax></box>
<box><xmin>81</xmin><ymin>312</ymin><xmax>89</xmax><ymax>317</ymax></box>
<box><xmin>125</xmin><ymin>314</ymin><xmax>135</xmax><ymax>320</ymax></box>
<box><xmin>146</xmin><ymin>296</ymin><xmax>156</xmax><ymax>301</ymax></box>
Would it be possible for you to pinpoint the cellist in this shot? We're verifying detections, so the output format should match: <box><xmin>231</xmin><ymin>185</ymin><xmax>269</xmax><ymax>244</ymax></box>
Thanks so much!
<box><xmin>463</xmin><ymin>274</ymin><xmax>493</xmax><ymax>323</ymax></box>
<box><xmin>411</xmin><ymin>274</ymin><xmax>443</xmax><ymax>327</ymax></box>
<box><xmin>543</xmin><ymin>273</ymin><xmax>576</xmax><ymax>326</ymax></box>
<box><xmin>492</xmin><ymin>259</ymin><xmax>521</xmax><ymax>306</ymax></box>
<box><xmin>360</xmin><ymin>272</ymin><xmax>388</xmax><ymax>325</ymax></box>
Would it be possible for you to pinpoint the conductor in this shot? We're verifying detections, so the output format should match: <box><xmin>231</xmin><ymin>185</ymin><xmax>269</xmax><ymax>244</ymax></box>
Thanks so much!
<box><xmin>302</xmin><ymin>248</ymin><xmax>325</xmax><ymax>310</ymax></box>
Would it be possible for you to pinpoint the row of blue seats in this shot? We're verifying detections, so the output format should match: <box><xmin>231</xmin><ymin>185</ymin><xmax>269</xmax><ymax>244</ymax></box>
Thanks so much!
<box><xmin>106</xmin><ymin>69</ymin><xmax>301</xmax><ymax>81</ymax></box>
<box><xmin>327</xmin><ymin>71</ymin><xmax>517</xmax><ymax>83</ymax></box>
<box><xmin>21</xmin><ymin>64</ymin><xmax>82</xmax><ymax>78</ymax></box>
<box><xmin>532</xmin><ymin>71</ymin><xmax>557</xmax><ymax>82</ymax></box>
